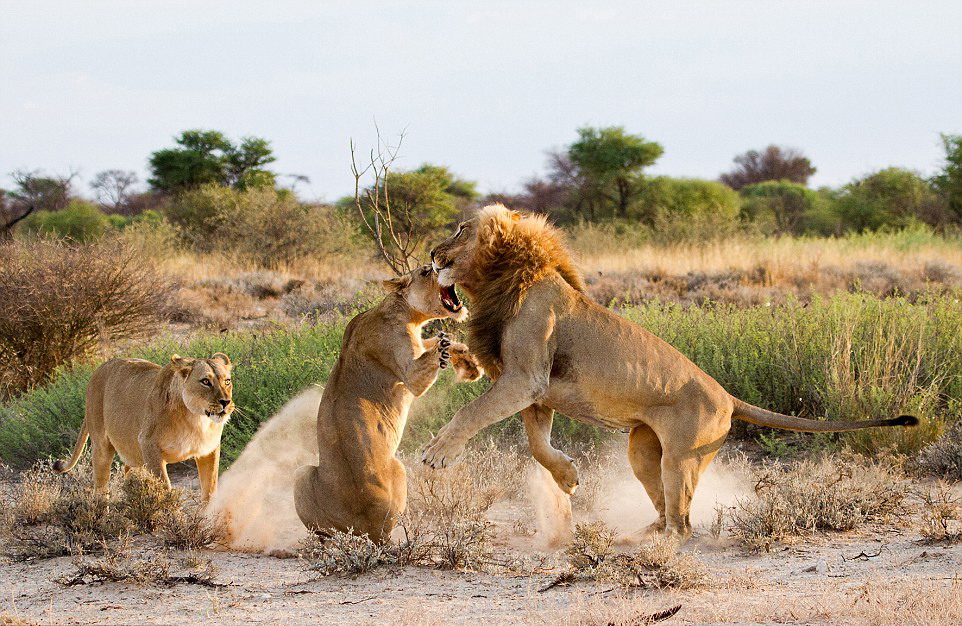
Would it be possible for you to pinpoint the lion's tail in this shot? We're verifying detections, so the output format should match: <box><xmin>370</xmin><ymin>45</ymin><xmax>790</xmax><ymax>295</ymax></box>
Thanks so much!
<box><xmin>730</xmin><ymin>396</ymin><xmax>918</xmax><ymax>432</ymax></box>
<box><xmin>53</xmin><ymin>422</ymin><xmax>89</xmax><ymax>474</ymax></box>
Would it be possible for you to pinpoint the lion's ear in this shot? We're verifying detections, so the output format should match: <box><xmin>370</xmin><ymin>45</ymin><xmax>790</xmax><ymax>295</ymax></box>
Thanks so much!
<box><xmin>382</xmin><ymin>275</ymin><xmax>412</xmax><ymax>293</ymax></box>
<box><xmin>210</xmin><ymin>352</ymin><xmax>232</xmax><ymax>370</ymax></box>
<box><xmin>170</xmin><ymin>354</ymin><xmax>194</xmax><ymax>374</ymax></box>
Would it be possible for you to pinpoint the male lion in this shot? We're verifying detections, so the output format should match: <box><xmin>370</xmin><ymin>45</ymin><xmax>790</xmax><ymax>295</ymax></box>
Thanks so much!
<box><xmin>293</xmin><ymin>265</ymin><xmax>482</xmax><ymax>543</ymax></box>
<box><xmin>54</xmin><ymin>353</ymin><xmax>234</xmax><ymax>501</ymax></box>
<box><xmin>422</xmin><ymin>205</ymin><xmax>917</xmax><ymax>540</ymax></box>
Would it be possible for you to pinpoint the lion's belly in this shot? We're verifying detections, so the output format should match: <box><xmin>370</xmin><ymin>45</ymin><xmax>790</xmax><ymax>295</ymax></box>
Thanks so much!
<box><xmin>541</xmin><ymin>381</ymin><xmax>639</xmax><ymax>431</ymax></box>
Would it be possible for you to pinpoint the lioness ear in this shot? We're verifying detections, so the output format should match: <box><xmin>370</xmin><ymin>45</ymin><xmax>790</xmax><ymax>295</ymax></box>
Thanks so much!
<box><xmin>210</xmin><ymin>352</ymin><xmax>232</xmax><ymax>370</ymax></box>
<box><xmin>381</xmin><ymin>275</ymin><xmax>412</xmax><ymax>293</ymax></box>
<box><xmin>170</xmin><ymin>354</ymin><xmax>194</xmax><ymax>376</ymax></box>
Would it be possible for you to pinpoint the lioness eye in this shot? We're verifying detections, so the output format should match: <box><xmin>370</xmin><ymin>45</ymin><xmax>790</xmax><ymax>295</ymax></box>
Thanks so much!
<box><xmin>455</xmin><ymin>224</ymin><xmax>466</xmax><ymax>238</ymax></box>
<box><xmin>200</xmin><ymin>378</ymin><xmax>211</xmax><ymax>386</ymax></box>
<box><xmin>225</xmin><ymin>379</ymin><xmax>232</xmax><ymax>386</ymax></box>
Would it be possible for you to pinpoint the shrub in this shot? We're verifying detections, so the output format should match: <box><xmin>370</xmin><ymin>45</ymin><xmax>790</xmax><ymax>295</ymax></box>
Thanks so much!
<box><xmin>0</xmin><ymin>239</ymin><xmax>169</xmax><ymax>397</ymax></box>
<box><xmin>729</xmin><ymin>456</ymin><xmax>906</xmax><ymax>551</ymax></box>
<box><xmin>835</xmin><ymin>168</ymin><xmax>948</xmax><ymax>231</ymax></box>
<box><xmin>19</xmin><ymin>200</ymin><xmax>113</xmax><ymax>242</ymax></box>
<box><xmin>635</xmin><ymin>176</ymin><xmax>741</xmax><ymax>223</ymax></box>
<box><xmin>166</xmin><ymin>185</ymin><xmax>361</xmax><ymax>267</ymax></box>
<box><xmin>916</xmin><ymin>421</ymin><xmax>962</xmax><ymax>479</ymax></box>
<box><xmin>562</xmin><ymin>521</ymin><xmax>707</xmax><ymax>589</ymax></box>
<box><xmin>917</xmin><ymin>481</ymin><xmax>962</xmax><ymax>543</ymax></box>
<box><xmin>740</xmin><ymin>180</ymin><xmax>823</xmax><ymax>235</ymax></box>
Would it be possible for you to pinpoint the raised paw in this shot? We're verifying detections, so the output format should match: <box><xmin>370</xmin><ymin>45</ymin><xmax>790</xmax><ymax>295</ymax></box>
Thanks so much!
<box><xmin>436</xmin><ymin>332</ymin><xmax>452</xmax><ymax>369</ymax></box>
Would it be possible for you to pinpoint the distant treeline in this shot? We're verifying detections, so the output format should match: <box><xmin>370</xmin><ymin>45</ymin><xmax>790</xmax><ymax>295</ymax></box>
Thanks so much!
<box><xmin>2</xmin><ymin>127</ymin><xmax>961</xmax><ymax>263</ymax></box>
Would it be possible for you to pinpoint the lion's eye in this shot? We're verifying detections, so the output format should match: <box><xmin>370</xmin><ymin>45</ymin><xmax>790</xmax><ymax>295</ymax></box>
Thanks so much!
<box><xmin>455</xmin><ymin>224</ymin><xmax>466</xmax><ymax>239</ymax></box>
<box><xmin>225</xmin><ymin>379</ymin><xmax>232</xmax><ymax>386</ymax></box>
<box><xmin>200</xmin><ymin>378</ymin><xmax>212</xmax><ymax>387</ymax></box>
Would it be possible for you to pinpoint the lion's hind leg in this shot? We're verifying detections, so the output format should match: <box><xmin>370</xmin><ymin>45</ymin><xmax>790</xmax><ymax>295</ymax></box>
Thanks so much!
<box><xmin>91</xmin><ymin>439</ymin><xmax>116</xmax><ymax>494</ymax></box>
<box><xmin>627</xmin><ymin>423</ymin><xmax>667</xmax><ymax>535</ymax></box>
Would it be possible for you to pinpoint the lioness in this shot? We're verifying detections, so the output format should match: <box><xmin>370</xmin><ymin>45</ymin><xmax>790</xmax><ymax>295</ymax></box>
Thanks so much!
<box><xmin>293</xmin><ymin>265</ymin><xmax>482</xmax><ymax>543</ymax></box>
<box><xmin>54</xmin><ymin>353</ymin><xmax>234</xmax><ymax>501</ymax></box>
<box><xmin>422</xmin><ymin>205</ymin><xmax>917</xmax><ymax>540</ymax></box>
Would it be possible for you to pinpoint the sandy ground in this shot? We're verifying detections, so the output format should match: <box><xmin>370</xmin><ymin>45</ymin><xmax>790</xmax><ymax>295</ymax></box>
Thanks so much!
<box><xmin>3</xmin><ymin>485</ymin><xmax>960</xmax><ymax>625</ymax></box>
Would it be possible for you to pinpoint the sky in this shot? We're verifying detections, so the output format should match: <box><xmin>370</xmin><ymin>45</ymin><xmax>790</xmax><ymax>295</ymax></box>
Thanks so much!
<box><xmin>1</xmin><ymin>1</ymin><xmax>960</xmax><ymax>201</ymax></box>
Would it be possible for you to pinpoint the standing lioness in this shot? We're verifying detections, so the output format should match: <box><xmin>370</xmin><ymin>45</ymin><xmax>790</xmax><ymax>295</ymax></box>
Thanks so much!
<box><xmin>293</xmin><ymin>265</ymin><xmax>482</xmax><ymax>543</ymax></box>
<box><xmin>54</xmin><ymin>353</ymin><xmax>234</xmax><ymax>501</ymax></box>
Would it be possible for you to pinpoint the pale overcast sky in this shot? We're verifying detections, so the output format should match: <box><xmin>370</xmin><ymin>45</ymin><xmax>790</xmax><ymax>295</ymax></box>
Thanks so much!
<box><xmin>1</xmin><ymin>1</ymin><xmax>960</xmax><ymax>201</ymax></box>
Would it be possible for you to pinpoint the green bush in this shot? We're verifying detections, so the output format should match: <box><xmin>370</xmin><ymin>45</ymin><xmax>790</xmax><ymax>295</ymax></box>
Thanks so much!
<box><xmin>20</xmin><ymin>201</ymin><xmax>113</xmax><ymax>242</ymax></box>
<box><xmin>835</xmin><ymin>167</ymin><xmax>948</xmax><ymax>232</ymax></box>
<box><xmin>166</xmin><ymin>185</ymin><xmax>361</xmax><ymax>267</ymax></box>
<box><xmin>740</xmin><ymin>180</ymin><xmax>826</xmax><ymax>235</ymax></box>
<box><xmin>635</xmin><ymin>177</ymin><xmax>741</xmax><ymax>221</ymax></box>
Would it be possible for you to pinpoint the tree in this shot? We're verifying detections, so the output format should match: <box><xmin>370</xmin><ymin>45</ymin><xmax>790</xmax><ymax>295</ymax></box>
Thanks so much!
<box><xmin>720</xmin><ymin>145</ymin><xmax>816</xmax><ymax>190</ymax></box>
<box><xmin>568</xmin><ymin>126</ymin><xmax>663</xmax><ymax>218</ymax></box>
<box><xmin>1</xmin><ymin>170</ymin><xmax>76</xmax><ymax>239</ymax></box>
<box><xmin>147</xmin><ymin>129</ymin><xmax>277</xmax><ymax>193</ymax></box>
<box><xmin>740</xmin><ymin>181</ymin><xmax>820</xmax><ymax>235</ymax></box>
<box><xmin>90</xmin><ymin>170</ymin><xmax>139</xmax><ymax>213</ymax></box>
<box><xmin>933</xmin><ymin>133</ymin><xmax>962</xmax><ymax>221</ymax></box>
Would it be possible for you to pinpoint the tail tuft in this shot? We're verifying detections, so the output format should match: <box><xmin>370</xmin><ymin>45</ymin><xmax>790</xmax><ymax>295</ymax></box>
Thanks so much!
<box><xmin>891</xmin><ymin>415</ymin><xmax>919</xmax><ymax>427</ymax></box>
<box><xmin>52</xmin><ymin>459</ymin><xmax>67</xmax><ymax>473</ymax></box>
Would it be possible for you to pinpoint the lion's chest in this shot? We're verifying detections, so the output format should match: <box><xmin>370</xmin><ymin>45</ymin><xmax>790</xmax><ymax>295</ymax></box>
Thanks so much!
<box><xmin>160</xmin><ymin>419</ymin><xmax>222</xmax><ymax>462</ymax></box>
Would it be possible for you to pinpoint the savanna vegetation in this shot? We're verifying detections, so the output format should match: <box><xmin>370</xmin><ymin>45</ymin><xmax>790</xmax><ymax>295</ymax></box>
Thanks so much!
<box><xmin>2</xmin><ymin>125</ymin><xmax>962</xmax><ymax>591</ymax></box>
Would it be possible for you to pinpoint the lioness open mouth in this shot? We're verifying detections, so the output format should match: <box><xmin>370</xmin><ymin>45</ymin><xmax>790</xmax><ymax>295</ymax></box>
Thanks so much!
<box><xmin>440</xmin><ymin>284</ymin><xmax>462</xmax><ymax>313</ymax></box>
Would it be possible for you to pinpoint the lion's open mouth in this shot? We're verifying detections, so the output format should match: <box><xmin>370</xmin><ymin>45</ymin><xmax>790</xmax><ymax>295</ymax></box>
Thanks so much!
<box><xmin>440</xmin><ymin>284</ymin><xmax>462</xmax><ymax>313</ymax></box>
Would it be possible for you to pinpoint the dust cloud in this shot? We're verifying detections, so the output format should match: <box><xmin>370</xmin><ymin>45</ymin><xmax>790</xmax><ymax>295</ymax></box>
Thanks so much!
<box><xmin>527</xmin><ymin>463</ymin><xmax>574</xmax><ymax>547</ymax></box>
<box><xmin>207</xmin><ymin>386</ymin><xmax>322</xmax><ymax>553</ymax></box>
<box><xmin>527</xmin><ymin>443</ymin><xmax>752</xmax><ymax>544</ymax></box>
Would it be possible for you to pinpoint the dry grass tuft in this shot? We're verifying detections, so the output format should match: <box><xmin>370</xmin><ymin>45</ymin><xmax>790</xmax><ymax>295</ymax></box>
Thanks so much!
<box><xmin>0</xmin><ymin>614</ymin><xmax>35</xmax><ymax>626</ymax></box>
<box><xmin>729</xmin><ymin>455</ymin><xmax>907</xmax><ymax>551</ymax></box>
<box><xmin>159</xmin><ymin>504</ymin><xmax>228</xmax><ymax>551</ymax></box>
<box><xmin>916</xmin><ymin>421</ymin><xmax>962</xmax><ymax>480</ymax></box>
<box><xmin>917</xmin><ymin>481</ymin><xmax>962</xmax><ymax>543</ymax></box>
<box><xmin>302</xmin><ymin>531</ymin><xmax>394</xmax><ymax>577</ymax></box>
<box><xmin>60</xmin><ymin>542</ymin><xmax>220</xmax><ymax>588</ymax></box>
<box><xmin>559</xmin><ymin>521</ymin><xmax>708</xmax><ymax>590</ymax></box>
<box><xmin>117</xmin><ymin>468</ymin><xmax>183</xmax><ymax>532</ymax></box>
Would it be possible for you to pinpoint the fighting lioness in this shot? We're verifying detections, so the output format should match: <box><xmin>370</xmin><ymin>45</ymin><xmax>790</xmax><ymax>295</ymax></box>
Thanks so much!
<box><xmin>54</xmin><ymin>353</ymin><xmax>234</xmax><ymax>501</ymax></box>
<box><xmin>422</xmin><ymin>205</ymin><xmax>917</xmax><ymax>540</ymax></box>
<box><xmin>293</xmin><ymin>265</ymin><xmax>482</xmax><ymax>543</ymax></box>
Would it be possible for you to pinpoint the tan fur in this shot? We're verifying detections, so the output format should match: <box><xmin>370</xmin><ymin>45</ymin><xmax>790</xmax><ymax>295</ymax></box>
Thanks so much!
<box><xmin>293</xmin><ymin>265</ymin><xmax>482</xmax><ymax>543</ymax></box>
<box><xmin>424</xmin><ymin>204</ymin><xmax>916</xmax><ymax>541</ymax></box>
<box><xmin>54</xmin><ymin>353</ymin><xmax>234</xmax><ymax>501</ymax></box>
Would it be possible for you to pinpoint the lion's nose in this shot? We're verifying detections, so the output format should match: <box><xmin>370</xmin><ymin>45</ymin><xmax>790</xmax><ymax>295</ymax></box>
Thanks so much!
<box><xmin>219</xmin><ymin>399</ymin><xmax>230</xmax><ymax>409</ymax></box>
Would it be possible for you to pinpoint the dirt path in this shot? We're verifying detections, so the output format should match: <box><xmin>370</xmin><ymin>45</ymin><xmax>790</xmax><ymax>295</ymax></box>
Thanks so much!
<box><xmin>3</xmin><ymin>520</ymin><xmax>959</xmax><ymax>625</ymax></box>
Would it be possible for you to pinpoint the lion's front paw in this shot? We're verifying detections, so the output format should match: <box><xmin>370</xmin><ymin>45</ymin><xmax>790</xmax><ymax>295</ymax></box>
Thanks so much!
<box><xmin>421</xmin><ymin>428</ymin><xmax>466</xmax><ymax>469</ymax></box>
<box><xmin>449</xmin><ymin>343</ymin><xmax>483</xmax><ymax>382</ymax></box>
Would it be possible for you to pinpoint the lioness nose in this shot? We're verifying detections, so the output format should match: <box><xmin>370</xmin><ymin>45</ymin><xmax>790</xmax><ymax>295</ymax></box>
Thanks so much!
<box><xmin>219</xmin><ymin>399</ymin><xmax>230</xmax><ymax>409</ymax></box>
